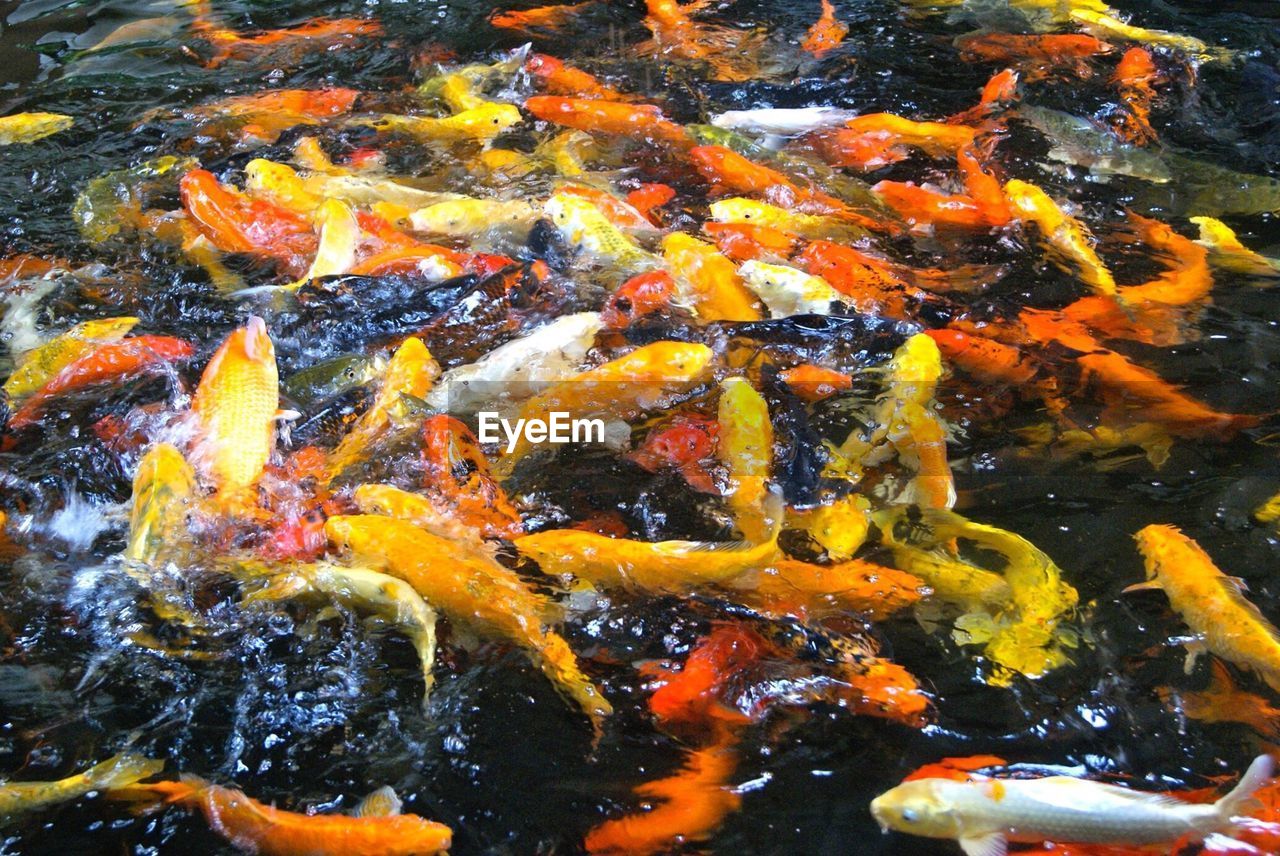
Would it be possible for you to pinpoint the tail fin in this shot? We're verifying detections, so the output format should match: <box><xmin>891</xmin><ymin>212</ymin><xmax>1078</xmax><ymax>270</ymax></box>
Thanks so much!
<box><xmin>105</xmin><ymin>777</ymin><xmax>203</xmax><ymax>814</ymax></box>
<box><xmin>83</xmin><ymin>753</ymin><xmax>165</xmax><ymax>790</ymax></box>
<box><xmin>1215</xmin><ymin>754</ymin><xmax>1274</xmax><ymax>822</ymax></box>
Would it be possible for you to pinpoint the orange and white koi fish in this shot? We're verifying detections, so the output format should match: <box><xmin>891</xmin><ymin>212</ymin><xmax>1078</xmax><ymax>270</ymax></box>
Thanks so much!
<box><xmin>1130</xmin><ymin>524</ymin><xmax>1280</xmax><ymax>693</ymax></box>
<box><xmin>807</xmin><ymin>113</ymin><xmax>975</xmax><ymax>171</ymax></box>
<box><xmin>801</xmin><ymin>0</ymin><xmax>848</xmax><ymax>58</ymax></box>
<box><xmin>112</xmin><ymin>776</ymin><xmax>451</xmax><ymax>855</ymax></box>
<box><xmin>180</xmin><ymin>169</ymin><xmax>318</xmax><ymax>278</ymax></box>
<box><xmin>190</xmin><ymin>318</ymin><xmax>280</xmax><ymax>502</ymax></box>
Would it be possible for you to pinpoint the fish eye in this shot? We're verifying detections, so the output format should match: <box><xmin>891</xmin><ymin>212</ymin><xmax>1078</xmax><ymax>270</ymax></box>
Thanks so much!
<box><xmin>901</xmin><ymin>809</ymin><xmax>918</xmax><ymax>823</ymax></box>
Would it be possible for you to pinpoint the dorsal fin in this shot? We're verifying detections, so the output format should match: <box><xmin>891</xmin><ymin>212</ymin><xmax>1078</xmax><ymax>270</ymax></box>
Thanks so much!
<box><xmin>352</xmin><ymin>785</ymin><xmax>402</xmax><ymax>817</ymax></box>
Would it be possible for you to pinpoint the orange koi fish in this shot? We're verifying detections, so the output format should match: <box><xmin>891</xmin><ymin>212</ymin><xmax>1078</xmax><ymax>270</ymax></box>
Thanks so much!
<box><xmin>523</xmin><ymin>96</ymin><xmax>691</xmax><ymax>148</ymax></box>
<box><xmin>807</xmin><ymin>113</ymin><xmax>975</xmax><ymax>171</ymax></box>
<box><xmin>703</xmin><ymin>221</ymin><xmax>800</xmax><ymax>262</ymax></box>
<box><xmin>114</xmin><ymin>777</ymin><xmax>451</xmax><ymax>855</ymax></box>
<box><xmin>525</xmin><ymin>53</ymin><xmax>636</xmax><ymax>101</ymax></box>
<box><xmin>926</xmin><ymin>329</ymin><xmax>1039</xmax><ymax>387</ymax></box>
<box><xmin>778</xmin><ymin>363</ymin><xmax>851</xmax><ymax>401</ymax></box>
<box><xmin>1160</xmin><ymin>659</ymin><xmax>1280</xmax><ymax>741</ymax></box>
<box><xmin>727</xmin><ymin>557</ymin><xmax>927</xmax><ymax>622</ymax></box>
<box><xmin>647</xmin><ymin>623</ymin><xmax>772</xmax><ymax>729</ymax></box>
<box><xmin>795</xmin><ymin>240</ymin><xmax>929</xmax><ymax>319</ymax></box>
<box><xmin>584</xmin><ymin>737</ymin><xmax>742</xmax><ymax>855</ymax></box>
<box><xmin>190</xmin><ymin>17</ymin><xmax>383</xmax><ymax>69</ymax></box>
<box><xmin>189</xmin><ymin>88</ymin><xmax>359</xmax><ymax>139</ymax></box>
<box><xmin>180</xmin><ymin>169</ymin><xmax>318</xmax><ymax>278</ymax></box>
<box><xmin>1111</xmin><ymin>47</ymin><xmax>1160</xmax><ymax>146</ymax></box>
<box><xmin>802</xmin><ymin>0</ymin><xmax>848</xmax><ymax>59</ymax></box>
<box><xmin>955</xmin><ymin>33</ymin><xmax>1114</xmax><ymax>81</ymax></box>
<box><xmin>9</xmin><ymin>336</ymin><xmax>193</xmax><ymax>430</ymax></box>
<box><xmin>625</xmin><ymin>182</ymin><xmax>676</xmax><ymax>224</ymax></box>
<box><xmin>949</xmin><ymin>69</ymin><xmax>1021</xmax><ymax>125</ymax></box>
<box><xmin>601</xmin><ymin>270</ymin><xmax>677</xmax><ymax>327</ymax></box>
<box><xmin>190</xmin><ymin>318</ymin><xmax>279</xmax><ymax>501</ymax></box>
<box><xmin>639</xmin><ymin>0</ymin><xmax>764</xmax><ymax>83</ymax></box>
<box><xmin>689</xmin><ymin>145</ymin><xmax>885</xmax><ymax>232</ymax></box>
<box><xmin>872</xmin><ymin>180</ymin><xmax>995</xmax><ymax>233</ymax></box>
<box><xmin>627</xmin><ymin>414</ymin><xmax>719</xmax><ymax>493</ymax></box>
<box><xmin>490</xmin><ymin>2</ymin><xmax>596</xmax><ymax>35</ymax></box>
<box><xmin>957</xmin><ymin>144</ymin><xmax>1012</xmax><ymax>227</ymax></box>
<box><xmin>1130</xmin><ymin>525</ymin><xmax>1280</xmax><ymax>693</ymax></box>
<box><xmin>420</xmin><ymin>414</ymin><xmax>523</xmax><ymax>539</ymax></box>
<box><xmin>1116</xmin><ymin>213</ymin><xmax>1211</xmax><ymax>307</ymax></box>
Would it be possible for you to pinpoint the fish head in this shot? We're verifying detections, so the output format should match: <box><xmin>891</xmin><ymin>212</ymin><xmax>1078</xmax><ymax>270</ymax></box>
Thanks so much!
<box><xmin>461</xmin><ymin>103</ymin><xmax>522</xmax><ymax>138</ymax></box>
<box><xmin>708</xmin><ymin>198</ymin><xmax>765</xmax><ymax>226</ymax></box>
<box><xmin>869</xmin><ymin>780</ymin><xmax>960</xmax><ymax>838</ymax></box>
<box><xmin>239</xmin><ymin>316</ymin><xmax>276</xmax><ymax>366</ymax></box>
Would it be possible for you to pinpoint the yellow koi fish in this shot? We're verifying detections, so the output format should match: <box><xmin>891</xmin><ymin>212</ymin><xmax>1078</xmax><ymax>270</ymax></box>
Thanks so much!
<box><xmin>785</xmin><ymin>493</ymin><xmax>871</xmax><ymax>561</ymax></box>
<box><xmin>0</xmin><ymin>112</ymin><xmax>73</xmax><ymax>146</ymax></box>
<box><xmin>244</xmin><ymin>158</ymin><xmax>324</xmax><ymax>215</ymax></box>
<box><xmin>190</xmin><ymin>317</ymin><xmax>279</xmax><ymax>501</ymax></box>
<box><xmin>1</xmin><ymin>754</ymin><xmax>163</xmax><ymax>825</ymax></box>
<box><xmin>124</xmin><ymin>443</ymin><xmax>197</xmax><ymax>567</ymax></box>
<box><xmin>1191</xmin><ymin>215</ymin><xmax>1279</xmax><ymax>278</ymax></box>
<box><xmin>4</xmin><ymin>316</ymin><xmax>139</xmax><ymax>401</ymax></box>
<box><xmin>1070</xmin><ymin>9</ymin><xmax>1226</xmax><ymax>61</ymax></box>
<box><xmin>708</xmin><ymin>197</ymin><xmax>869</xmax><ymax>243</ymax></box>
<box><xmin>325</xmin><ymin>514</ymin><xmax>611</xmax><ymax>728</ymax></box>
<box><xmin>326</xmin><ymin>338</ymin><xmax>440</xmax><ymax>483</ymax></box>
<box><xmin>238</xmin><ymin>560</ymin><xmax>439</xmax><ymax>703</ymax></box>
<box><xmin>352</xmin><ymin>483</ymin><xmax>484</xmax><ymax>547</ymax></box>
<box><xmin>661</xmin><ymin>233</ymin><xmax>763</xmax><ymax>322</ymax></box>
<box><xmin>544</xmin><ymin>191</ymin><xmax>658</xmax><ymax>272</ymax></box>
<box><xmin>1004</xmin><ymin>179</ymin><xmax>1116</xmax><ymax>297</ymax></box>
<box><xmin>409</xmin><ymin>198</ymin><xmax>539</xmax><ymax>238</ymax></box>
<box><xmin>291</xmin><ymin>197</ymin><xmax>359</xmax><ymax>287</ymax></box>
<box><xmin>1129</xmin><ymin>524</ymin><xmax>1280</xmax><ymax>692</ymax></box>
<box><xmin>716</xmin><ymin>377</ymin><xmax>774</xmax><ymax>542</ymax></box>
<box><xmin>495</xmin><ymin>341</ymin><xmax>714</xmax><ymax>472</ymax></box>
<box><xmin>365</xmin><ymin>102</ymin><xmax>522</xmax><ymax>143</ymax></box>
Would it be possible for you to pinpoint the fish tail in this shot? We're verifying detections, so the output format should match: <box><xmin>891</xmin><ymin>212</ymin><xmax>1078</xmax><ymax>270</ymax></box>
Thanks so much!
<box><xmin>534</xmin><ymin>631</ymin><xmax>613</xmax><ymax>731</ymax></box>
<box><xmin>1213</xmin><ymin>754</ymin><xmax>1274</xmax><ymax>825</ymax></box>
<box><xmin>106</xmin><ymin>776</ymin><xmax>204</xmax><ymax>812</ymax></box>
<box><xmin>83</xmin><ymin>753</ymin><xmax>166</xmax><ymax>790</ymax></box>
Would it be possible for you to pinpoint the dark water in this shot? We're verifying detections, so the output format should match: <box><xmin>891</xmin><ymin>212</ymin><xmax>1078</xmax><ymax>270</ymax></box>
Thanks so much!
<box><xmin>1</xmin><ymin>0</ymin><xmax>1280</xmax><ymax>854</ymax></box>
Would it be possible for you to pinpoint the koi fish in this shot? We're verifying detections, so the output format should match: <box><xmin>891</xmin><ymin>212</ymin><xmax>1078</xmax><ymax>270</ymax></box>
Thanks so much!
<box><xmin>1004</xmin><ymin>179</ymin><xmax>1117</xmax><ymax>296</ymax></box>
<box><xmin>802</xmin><ymin>0</ymin><xmax>848</xmax><ymax>59</ymax></box>
<box><xmin>716</xmin><ymin>377</ymin><xmax>774</xmax><ymax>541</ymax></box>
<box><xmin>190</xmin><ymin>318</ymin><xmax>280</xmax><ymax>501</ymax></box>
<box><xmin>524</xmin><ymin>53</ymin><xmax>635</xmax><ymax>102</ymax></box>
<box><xmin>1160</xmin><ymin>660</ymin><xmax>1280</xmax><ymax>741</ymax></box>
<box><xmin>364</xmin><ymin>102</ymin><xmax>523</xmax><ymax>142</ymax></box>
<box><xmin>489</xmin><ymin>2</ymin><xmax>596</xmax><ymax>35</ymax></box>
<box><xmin>710</xmin><ymin>107</ymin><xmax>857</xmax><ymax>137</ymax></box>
<box><xmin>113</xmin><ymin>776</ymin><xmax>452</xmax><ymax>855</ymax></box>
<box><xmin>708</xmin><ymin>198</ymin><xmax>869</xmax><ymax>244</ymax></box>
<box><xmin>584</xmin><ymin>738</ymin><xmax>742</xmax><ymax>855</ymax></box>
<box><xmin>808</xmin><ymin>113</ymin><xmax>976</xmax><ymax>171</ymax></box>
<box><xmin>3</xmin><ymin>316</ymin><xmax>138</xmax><ymax>402</ymax></box>
<box><xmin>955</xmin><ymin>33</ymin><xmax>1113</xmax><ymax>80</ymax></box>
<box><xmin>727</xmin><ymin>557</ymin><xmax>927</xmax><ymax>622</ymax></box>
<box><xmin>926</xmin><ymin>329</ymin><xmax>1039</xmax><ymax>388</ymax></box>
<box><xmin>1016</xmin><ymin>105</ymin><xmax>1172</xmax><ymax>184</ymax></box>
<box><xmin>602</xmin><ymin>271</ymin><xmax>676</xmax><ymax>327</ymax></box>
<box><xmin>239</xmin><ymin>560</ymin><xmax>439</xmax><ymax>702</ymax></box>
<box><xmin>794</xmin><ymin>240</ymin><xmax>935</xmax><ymax>320</ymax></box>
<box><xmin>871</xmin><ymin>755</ymin><xmax>1273</xmax><ymax>856</ymax></box>
<box><xmin>1129</xmin><ymin>525</ymin><xmax>1280</xmax><ymax>693</ymax></box>
<box><xmin>418</xmin><ymin>415</ymin><xmax>523</xmax><ymax>538</ymax></box>
<box><xmin>555</xmin><ymin>184</ymin><xmax>659</xmax><ymax>233</ymax></box>
<box><xmin>703</xmin><ymin>221</ymin><xmax>801</xmax><ymax>262</ymax></box>
<box><xmin>409</xmin><ymin>197</ymin><xmax>540</xmax><ymax>239</ymax></box>
<box><xmin>544</xmin><ymin>191</ymin><xmax>658</xmax><ymax>272</ymax></box>
<box><xmin>185</xmin><ymin>88</ymin><xmax>359</xmax><ymax>142</ymax></box>
<box><xmin>872</xmin><ymin>181</ymin><xmax>995</xmax><ymax>233</ymax></box>
<box><xmin>1</xmin><ymin>754</ymin><xmax>163</xmax><ymax>825</ymax></box>
<box><xmin>1190</xmin><ymin>216</ymin><xmax>1279</xmax><ymax>278</ymax></box>
<box><xmin>326</xmin><ymin>337</ymin><xmax>440</xmax><ymax>483</ymax></box>
<box><xmin>515</xmin><ymin>525</ymin><xmax>779</xmax><ymax>595</ymax></box>
<box><xmin>0</xmin><ymin>112</ymin><xmax>73</xmax><ymax>145</ymax></box>
<box><xmin>426</xmin><ymin>312</ymin><xmax>602</xmax><ymax>411</ymax></box>
<box><xmin>638</xmin><ymin>0</ymin><xmax>765</xmax><ymax>83</ymax></box>
<box><xmin>737</xmin><ymin>259</ymin><xmax>844</xmax><ymax>317</ymax></box>
<box><xmin>495</xmin><ymin>340</ymin><xmax>714</xmax><ymax>471</ymax></box>
<box><xmin>1111</xmin><ymin>47</ymin><xmax>1159</xmax><ymax>146</ymax></box>
<box><xmin>325</xmin><ymin>514</ymin><xmax>612</xmax><ymax>727</ymax></box>
<box><xmin>627</xmin><ymin>414</ymin><xmax>719</xmax><ymax>493</ymax></box>
<box><xmin>1069</xmin><ymin>9</ymin><xmax>1224</xmax><ymax>61</ymax></box>
<box><xmin>626</xmin><ymin>183</ymin><xmax>676</xmax><ymax>224</ymax></box>
<box><xmin>180</xmin><ymin>169</ymin><xmax>318</xmax><ymax>278</ymax></box>
<box><xmin>124</xmin><ymin>443</ymin><xmax>198</xmax><ymax>568</ymax></box>
<box><xmin>778</xmin><ymin>364</ymin><xmax>852</xmax><ymax>402</ymax></box>
<box><xmin>189</xmin><ymin>17</ymin><xmax>384</xmax><ymax>69</ymax></box>
<box><xmin>948</xmin><ymin>68</ymin><xmax>1021</xmax><ymax>124</ymax></box>
<box><xmin>291</xmin><ymin>198</ymin><xmax>360</xmax><ymax>287</ymax></box>
<box><xmin>523</xmin><ymin>96</ymin><xmax>691</xmax><ymax>148</ymax></box>
<box><xmin>662</xmin><ymin>233</ymin><xmax>764</xmax><ymax>322</ymax></box>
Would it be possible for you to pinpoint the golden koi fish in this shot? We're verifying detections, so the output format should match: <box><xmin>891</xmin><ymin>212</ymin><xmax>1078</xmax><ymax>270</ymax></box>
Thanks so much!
<box><xmin>716</xmin><ymin>377</ymin><xmax>773</xmax><ymax>542</ymax></box>
<box><xmin>0</xmin><ymin>112</ymin><xmax>73</xmax><ymax>146</ymax></box>
<box><xmin>1</xmin><ymin>754</ymin><xmax>163</xmax><ymax>825</ymax></box>
<box><xmin>1004</xmin><ymin>179</ymin><xmax>1116</xmax><ymax>297</ymax></box>
<box><xmin>661</xmin><ymin>233</ymin><xmax>763</xmax><ymax>322</ymax></box>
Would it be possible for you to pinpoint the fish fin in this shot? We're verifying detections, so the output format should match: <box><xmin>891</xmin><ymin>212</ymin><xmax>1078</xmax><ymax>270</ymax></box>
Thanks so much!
<box><xmin>353</xmin><ymin>785</ymin><xmax>403</xmax><ymax>817</ymax></box>
<box><xmin>1121</xmin><ymin>579</ymin><xmax>1163</xmax><ymax>594</ymax></box>
<box><xmin>657</xmin><ymin>539</ymin><xmax>757</xmax><ymax>555</ymax></box>
<box><xmin>958</xmin><ymin>832</ymin><xmax>1006</xmax><ymax>856</ymax></box>
<box><xmin>83</xmin><ymin>753</ymin><xmax>166</xmax><ymax>790</ymax></box>
<box><xmin>1215</xmin><ymin>754</ymin><xmax>1274</xmax><ymax>822</ymax></box>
